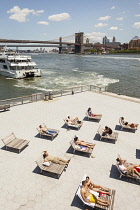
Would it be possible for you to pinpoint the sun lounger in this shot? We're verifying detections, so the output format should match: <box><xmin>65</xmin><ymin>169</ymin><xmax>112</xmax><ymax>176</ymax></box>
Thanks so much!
<box><xmin>116</xmin><ymin>156</ymin><xmax>140</xmax><ymax>182</ymax></box>
<box><xmin>97</xmin><ymin>125</ymin><xmax>118</xmax><ymax>142</ymax></box>
<box><xmin>37</xmin><ymin>123</ymin><xmax>59</xmax><ymax>140</ymax></box>
<box><xmin>119</xmin><ymin>118</ymin><xmax>138</xmax><ymax>132</ymax></box>
<box><xmin>70</xmin><ymin>137</ymin><xmax>94</xmax><ymax>157</ymax></box>
<box><xmin>1</xmin><ymin>133</ymin><xmax>29</xmax><ymax>153</ymax></box>
<box><xmin>0</xmin><ymin>104</ymin><xmax>10</xmax><ymax>111</ymax></box>
<box><xmin>86</xmin><ymin>112</ymin><xmax>102</xmax><ymax>121</ymax></box>
<box><xmin>76</xmin><ymin>174</ymin><xmax>115</xmax><ymax>210</ymax></box>
<box><xmin>35</xmin><ymin>156</ymin><xmax>66</xmax><ymax>179</ymax></box>
<box><xmin>64</xmin><ymin>119</ymin><xmax>83</xmax><ymax>130</ymax></box>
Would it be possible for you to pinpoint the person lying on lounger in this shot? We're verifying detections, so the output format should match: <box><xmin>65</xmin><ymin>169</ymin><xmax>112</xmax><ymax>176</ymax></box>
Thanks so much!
<box><xmin>39</xmin><ymin>125</ymin><xmax>57</xmax><ymax>136</ymax></box>
<box><xmin>117</xmin><ymin>160</ymin><xmax>140</xmax><ymax>177</ymax></box>
<box><xmin>74</xmin><ymin>136</ymin><xmax>95</xmax><ymax>148</ymax></box>
<box><xmin>87</xmin><ymin>107</ymin><xmax>100</xmax><ymax>117</ymax></box>
<box><xmin>43</xmin><ymin>151</ymin><xmax>70</xmax><ymax>165</ymax></box>
<box><xmin>81</xmin><ymin>180</ymin><xmax>110</xmax><ymax>206</ymax></box>
<box><xmin>102</xmin><ymin>126</ymin><xmax>112</xmax><ymax>136</ymax></box>
<box><xmin>66</xmin><ymin>116</ymin><xmax>81</xmax><ymax>125</ymax></box>
<box><xmin>120</xmin><ymin>117</ymin><xmax>138</xmax><ymax>128</ymax></box>
<box><xmin>85</xmin><ymin>176</ymin><xmax>110</xmax><ymax>195</ymax></box>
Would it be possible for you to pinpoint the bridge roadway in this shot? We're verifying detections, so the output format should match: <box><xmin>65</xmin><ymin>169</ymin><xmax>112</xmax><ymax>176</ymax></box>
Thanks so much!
<box><xmin>0</xmin><ymin>39</ymin><xmax>93</xmax><ymax>47</ymax></box>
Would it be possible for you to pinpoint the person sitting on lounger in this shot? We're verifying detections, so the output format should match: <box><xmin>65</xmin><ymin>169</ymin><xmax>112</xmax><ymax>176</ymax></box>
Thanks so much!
<box><xmin>117</xmin><ymin>160</ymin><xmax>140</xmax><ymax>177</ymax></box>
<box><xmin>66</xmin><ymin>116</ymin><xmax>81</xmax><ymax>125</ymax></box>
<box><xmin>43</xmin><ymin>151</ymin><xmax>70</xmax><ymax>165</ymax></box>
<box><xmin>102</xmin><ymin>126</ymin><xmax>112</xmax><ymax>136</ymax></box>
<box><xmin>85</xmin><ymin>176</ymin><xmax>110</xmax><ymax>195</ymax></box>
<box><xmin>74</xmin><ymin>136</ymin><xmax>95</xmax><ymax>148</ymax></box>
<box><xmin>87</xmin><ymin>108</ymin><xmax>100</xmax><ymax>117</ymax></box>
<box><xmin>81</xmin><ymin>180</ymin><xmax>110</xmax><ymax>206</ymax></box>
<box><xmin>39</xmin><ymin>125</ymin><xmax>57</xmax><ymax>136</ymax></box>
<box><xmin>120</xmin><ymin>117</ymin><xmax>138</xmax><ymax>128</ymax></box>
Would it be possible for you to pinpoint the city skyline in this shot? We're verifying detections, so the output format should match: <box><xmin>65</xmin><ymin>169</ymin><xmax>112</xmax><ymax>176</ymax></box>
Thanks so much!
<box><xmin>0</xmin><ymin>0</ymin><xmax>140</xmax><ymax>44</ymax></box>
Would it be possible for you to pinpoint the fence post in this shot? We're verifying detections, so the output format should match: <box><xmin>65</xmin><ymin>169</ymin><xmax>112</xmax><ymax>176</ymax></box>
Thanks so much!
<box><xmin>61</xmin><ymin>90</ymin><xmax>62</xmax><ymax>96</ymax></box>
<box><xmin>90</xmin><ymin>85</ymin><xmax>91</xmax><ymax>91</ymax></box>
<box><xmin>22</xmin><ymin>97</ymin><xmax>23</xmax><ymax>104</ymax></box>
<box><xmin>81</xmin><ymin>86</ymin><xmax>83</xmax><ymax>92</ymax></box>
<box><xmin>125</xmin><ymin>88</ymin><xmax>127</xmax><ymax>96</ymax></box>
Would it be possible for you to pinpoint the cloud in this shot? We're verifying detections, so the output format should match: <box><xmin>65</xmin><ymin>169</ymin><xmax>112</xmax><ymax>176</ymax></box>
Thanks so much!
<box><xmin>95</xmin><ymin>23</ymin><xmax>108</xmax><ymax>27</ymax></box>
<box><xmin>133</xmin><ymin>22</ymin><xmax>140</xmax><ymax>28</ymax></box>
<box><xmin>37</xmin><ymin>21</ymin><xmax>49</xmax><ymax>25</ymax></box>
<box><xmin>98</xmin><ymin>16</ymin><xmax>111</xmax><ymax>21</ymax></box>
<box><xmin>85</xmin><ymin>32</ymin><xmax>107</xmax><ymax>43</ymax></box>
<box><xmin>109</xmin><ymin>27</ymin><xmax>118</xmax><ymax>30</ymax></box>
<box><xmin>33</xmin><ymin>10</ymin><xmax>44</xmax><ymax>15</ymax></box>
<box><xmin>116</xmin><ymin>17</ymin><xmax>123</xmax><ymax>21</ymax></box>
<box><xmin>119</xmin><ymin>29</ymin><xmax>124</xmax><ymax>31</ymax></box>
<box><xmin>135</xmin><ymin>14</ymin><xmax>140</xmax><ymax>17</ymax></box>
<box><xmin>48</xmin><ymin>13</ymin><xmax>70</xmax><ymax>21</ymax></box>
<box><xmin>7</xmin><ymin>6</ymin><xmax>44</xmax><ymax>22</ymax></box>
<box><xmin>111</xmin><ymin>6</ymin><xmax>116</xmax><ymax>10</ymax></box>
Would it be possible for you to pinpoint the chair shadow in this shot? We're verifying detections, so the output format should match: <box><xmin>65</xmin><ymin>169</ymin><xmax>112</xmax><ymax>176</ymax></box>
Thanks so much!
<box><xmin>1</xmin><ymin>145</ymin><xmax>28</xmax><ymax>153</ymax></box>
<box><xmin>32</xmin><ymin>166</ymin><xmax>63</xmax><ymax>179</ymax></box>
<box><xmin>115</xmin><ymin>125</ymin><xmax>135</xmax><ymax>133</ymax></box>
<box><xmin>71</xmin><ymin>194</ymin><xmax>92</xmax><ymax>210</ymax></box>
<box><xmin>83</xmin><ymin>116</ymin><xmax>100</xmax><ymax>123</ymax></box>
<box><xmin>110</xmin><ymin>165</ymin><xmax>140</xmax><ymax>185</ymax></box>
<box><xmin>34</xmin><ymin>134</ymin><xmax>53</xmax><ymax>141</ymax></box>
<box><xmin>66</xmin><ymin>146</ymin><xmax>90</xmax><ymax>158</ymax></box>
<box><xmin>93</xmin><ymin>133</ymin><xmax>116</xmax><ymax>144</ymax></box>
<box><xmin>136</xmin><ymin>149</ymin><xmax>140</xmax><ymax>159</ymax></box>
<box><xmin>0</xmin><ymin>109</ymin><xmax>10</xmax><ymax>113</ymax></box>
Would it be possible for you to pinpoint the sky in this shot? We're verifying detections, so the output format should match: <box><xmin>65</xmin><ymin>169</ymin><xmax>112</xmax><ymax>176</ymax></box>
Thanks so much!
<box><xmin>0</xmin><ymin>0</ymin><xmax>140</xmax><ymax>45</ymax></box>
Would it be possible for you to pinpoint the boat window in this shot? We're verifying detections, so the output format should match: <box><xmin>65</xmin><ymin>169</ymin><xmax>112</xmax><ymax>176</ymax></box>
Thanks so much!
<box><xmin>3</xmin><ymin>65</ymin><xmax>8</xmax><ymax>69</ymax></box>
<box><xmin>10</xmin><ymin>66</ymin><xmax>16</xmax><ymax>70</ymax></box>
<box><xmin>0</xmin><ymin>59</ymin><xmax>5</xmax><ymax>63</ymax></box>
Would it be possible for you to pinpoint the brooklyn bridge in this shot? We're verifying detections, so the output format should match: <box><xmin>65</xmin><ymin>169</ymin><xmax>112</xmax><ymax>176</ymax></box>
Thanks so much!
<box><xmin>0</xmin><ymin>32</ymin><xmax>94</xmax><ymax>54</ymax></box>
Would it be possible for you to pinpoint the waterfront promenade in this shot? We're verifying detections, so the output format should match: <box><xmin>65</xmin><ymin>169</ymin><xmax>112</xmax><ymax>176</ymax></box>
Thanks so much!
<box><xmin>0</xmin><ymin>91</ymin><xmax>140</xmax><ymax>210</ymax></box>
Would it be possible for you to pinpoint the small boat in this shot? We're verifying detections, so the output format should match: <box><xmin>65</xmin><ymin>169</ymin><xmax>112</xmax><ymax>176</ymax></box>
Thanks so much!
<box><xmin>0</xmin><ymin>53</ymin><xmax>41</xmax><ymax>79</ymax></box>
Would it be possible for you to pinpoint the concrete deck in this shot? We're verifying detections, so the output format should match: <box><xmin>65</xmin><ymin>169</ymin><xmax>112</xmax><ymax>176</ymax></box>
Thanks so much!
<box><xmin>0</xmin><ymin>91</ymin><xmax>140</xmax><ymax>210</ymax></box>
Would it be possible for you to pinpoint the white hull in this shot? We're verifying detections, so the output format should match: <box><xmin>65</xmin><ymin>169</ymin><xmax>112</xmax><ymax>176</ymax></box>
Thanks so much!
<box><xmin>0</xmin><ymin>68</ymin><xmax>41</xmax><ymax>79</ymax></box>
<box><xmin>0</xmin><ymin>53</ymin><xmax>42</xmax><ymax>79</ymax></box>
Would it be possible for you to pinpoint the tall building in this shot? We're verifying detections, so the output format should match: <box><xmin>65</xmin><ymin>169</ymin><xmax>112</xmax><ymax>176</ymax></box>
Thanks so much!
<box><xmin>129</xmin><ymin>36</ymin><xmax>140</xmax><ymax>49</ymax></box>
<box><xmin>112</xmin><ymin>36</ymin><xmax>116</xmax><ymax>42</ymax></box>
<box><xmin>102</xmin><ymin>36</ymin><xmax>109</xmax><ymax>45</ymax></box>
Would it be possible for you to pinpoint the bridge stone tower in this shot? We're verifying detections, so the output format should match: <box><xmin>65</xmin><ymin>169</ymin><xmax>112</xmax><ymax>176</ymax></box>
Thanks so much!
<box><xmin>59</xmin><ymin>37</ymin><xmax>62</xmax><ymax>53</ymax></box>
<box><xmin>75</xmin><ymin>32</ymin><xmax>84</xmax><ymax>54</ymax></box>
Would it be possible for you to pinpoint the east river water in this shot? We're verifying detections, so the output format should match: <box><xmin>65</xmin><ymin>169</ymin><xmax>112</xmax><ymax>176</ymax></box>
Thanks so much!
<box><xmin>0</xmin><ymin>53</ymin><xmax>140</xmax><ymax>100</ymax></box>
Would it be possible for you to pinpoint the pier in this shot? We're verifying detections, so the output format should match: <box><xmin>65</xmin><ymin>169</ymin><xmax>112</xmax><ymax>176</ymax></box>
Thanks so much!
<box><xmin>0</xmin><ymin>91</ymin><xmax>140</xmax><ymax>210</ymax></box>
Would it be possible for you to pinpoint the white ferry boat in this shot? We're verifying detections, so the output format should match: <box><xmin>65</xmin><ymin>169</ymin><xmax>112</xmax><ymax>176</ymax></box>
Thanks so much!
<box><xmin>0</xmin><ymin>53</ymin><xmax>41</xmax><ymax>78</ymax></box>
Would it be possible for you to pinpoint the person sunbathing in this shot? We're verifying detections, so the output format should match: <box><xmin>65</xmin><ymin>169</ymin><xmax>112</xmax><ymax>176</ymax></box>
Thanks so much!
<box><xmin>66</xmin><ymin>116</ymin><xmax>81</xmax><ymax>125</ymax></box>
<box><xmin>43</xmin><ymin>151</ymin><xmax>70</xmax><ymax>165</ymax></box>
<box><xmin>102</xmin><ymin>126</ymin><xmax>112</xmax><ymax>136</ymax></box>
<box><xmin>118</xmin><ymin>161</ymin><xmax>140</xmax><ymax>177</ymax></box>
<box><xmin>39</xmin><ymin>125</ymin><xmax>57</xmax><ymax>136</ymax></box>
<box><xmin>120</xmin><ymin>117</ymin><xmax>138</xmax><ymax>128</ymax></box>
<box><xmin>81</xmin><ymin>180</ymin><xmax>110</xmax><ymax>206</ymax></box>
<box><xmin>74</xmin><ymin>136</ymin><xmax>95</xmax><ymax>148</ymax></box>
<box><xmin>85</xmin><ymin>176</ymin><xmax>110</xmax><ymax>195</ymax></box>
<box><xmin>87</xmin><ymin>107</ymin><xmax>100</xmax><ymax>117</ymax></box>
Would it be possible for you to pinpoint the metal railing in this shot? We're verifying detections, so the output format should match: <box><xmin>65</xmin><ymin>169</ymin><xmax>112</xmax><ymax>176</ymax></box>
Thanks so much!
<box><xmin>0</xmin><ymin>85</ymin><xmax>105</xmax><ymax>107</ymax></box>
<box><xmin>0</xmin><ymin>84</ymin><xmax>139</xmax><ymax>107</ymax></box>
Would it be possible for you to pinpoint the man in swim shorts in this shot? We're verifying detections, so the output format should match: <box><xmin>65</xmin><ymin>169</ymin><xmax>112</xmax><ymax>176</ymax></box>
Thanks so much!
<box><xmin>81</xmin><ymin>181</ymin><xmax>110</xmax><ymax>206</ymax></box>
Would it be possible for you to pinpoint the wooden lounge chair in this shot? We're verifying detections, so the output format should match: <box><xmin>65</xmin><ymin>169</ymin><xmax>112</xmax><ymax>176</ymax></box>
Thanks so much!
<box><xmin>97</xmin><ymin>125</ymin><xmax>118</xmax><ymax>142</ymax></box>
<box><xmin>35</xmin><ymin>155</ymin><xmax>66</xmax><ymax>179</ymax></box>
<box><xmin>70</xmin><ymin>137</ymin><xmax>94</xmax><ymax>157</ymax></box>
<box><xmin>0</xmin><ymin>104</ymin><xmax>10</xmax><ymax>111</ymax></box>
<box><xmin>119</xmin><ymin>117</ymin><xmax>138</xmax><ymax>132</ymax></box>
<box><xmin>85</xmin><ymin>112</ymin><xmax>102</xmax><ymax>121</ymax></box>
<box><xmin>1</xmin><ymin>133</ymin><xmax>29</xmax><ymax>153</ymax></box>
<box><xmin>76</xmin><ymin>174</ymin><xmax>116</xmax><ymax>210</ymax></box>
<box><xmin>37</xmin><ymin>123</ymin><xmax>59</xmax><ymax>140</ymax></box>
<box><xmin>64</xmin><ymin>119</ymin><xmax>83</xmax><ymax>130</ymax></box>
<box><xmin>116</xmin><ymin>156</ymin><xmax>140</xmax><ymax>182</ymax></box>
